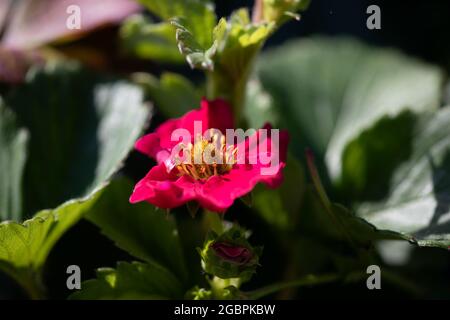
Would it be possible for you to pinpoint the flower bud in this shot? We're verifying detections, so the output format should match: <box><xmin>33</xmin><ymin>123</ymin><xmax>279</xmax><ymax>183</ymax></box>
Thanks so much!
<box><xmin>199</xmin><ymin>227</ymin><xmax>262</xmax><ymax>282</ymax></box>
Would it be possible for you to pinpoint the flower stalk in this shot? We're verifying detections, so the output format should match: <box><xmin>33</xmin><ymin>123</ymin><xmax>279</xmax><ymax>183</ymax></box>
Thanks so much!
<box><xmin>209</xmin><ymin>276</ymin><xmax>242</xmax><ymax>299</ymax></box>
<box><xmin>206</xmin><ymin>50</ymin><xmax>259</xmax><ymax>124</ymax></box>
<box><xmin>203</xmin><ymin>210</ymin><xmax>224</xmax><ymax>235</ymax></box>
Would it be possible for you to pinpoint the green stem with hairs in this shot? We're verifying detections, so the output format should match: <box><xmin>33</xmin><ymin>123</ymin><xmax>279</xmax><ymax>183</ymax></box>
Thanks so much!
<box><xmin>203</xmin><ymin>210</ymin><xmax>224</xmax><ymax>235</ymax></box>
<box><xmin>305</xmin><ymin>149</ymin><xmax>359</xmax><ymax>251</ymax></box>
<box><xmin>247</xmin><ymin>273</ymin><xmax>346</xmax><ymax>299</ymax></box>
<box><xmin>206</xmin><ymin>66</ymin><xmax>250</xmax><ymax>125</ymax></box>
<box><xmin>0</xmin><ymin>265</ymin><xmax>46</xmax><ymax>300</ymax></box>
<box><xmin>210</xmin><ymin>276</ymin><xmax>242</xmax><ymax>299</ymax></box>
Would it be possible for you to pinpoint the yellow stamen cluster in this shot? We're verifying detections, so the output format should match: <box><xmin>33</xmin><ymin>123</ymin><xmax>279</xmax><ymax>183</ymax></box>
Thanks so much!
<box><xmin>175</xmin><ymin>131</ymin><xmax>238</xmax><ymax>180</ymax></box>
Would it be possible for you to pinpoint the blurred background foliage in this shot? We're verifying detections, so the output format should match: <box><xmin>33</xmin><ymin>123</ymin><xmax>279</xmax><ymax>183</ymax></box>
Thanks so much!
<box><xmin>1</xmin><ymin>0</ymin><xmax>450</xmax><ymax>299</ymax></box>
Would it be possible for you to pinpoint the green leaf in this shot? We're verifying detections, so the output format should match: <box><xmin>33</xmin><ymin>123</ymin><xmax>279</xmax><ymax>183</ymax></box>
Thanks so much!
<box><xmin>0</xmin><ymin>63</ymin><xmax>150</xmax><ymax>297</ymax></box>
<box><xmin>357</xmin><ymin>108</ymin><xmax>450</xmax><ymax>249</ymax></box>
<box><xmin>218</xmin><ymin>9</ymin><xmax>274</xmax><ymax>57</ymax></box>
<box><xmin>340</xmin><ymin>111</ymin><xmax>416</xmax><ymax>201</ymax></box>
<box><xmin>298</xmin><ymin>150</ymin><xmax>398</xmax><ymax>255</ymax></box>
<box><xmin>257</xmin><ymin>37</ymin><xmax>443</xmax><ymax>182</ymax></box>
<box><xmin>244</xmin><ymin>79</ymin><xmax>280</xmax><ymax>129</ymax></box>
<box><xmin>0</xmin><ymin>101</ymin><xmax>28</xmax><ymax>220</ymax></box>
<box><xmin>0</xmin><ymin>186</ymin><xmax>104</xmax><ymax>298</ymax></box>
<box><xmin>137</xmin><ymin>0</ymin><xmax>217</xmax><ymax>68</ymax></box>
<box><xmin>0</xmin><ymin>189</ymin><xmax>102</xmax><ymax>270</ymax></box>
<box><xmin>6</xmin><ymin>63</ymin><xmax>150</xmax><ymax>218</ymax></box>
<box><xmin>86</xmin><ymin>178</ymin><xmax>188</xmax><ymax>282</ymax></box>
<box><xmin>171</xmin><ymin>17</ymin><xmax>217</xmax><ymax>70</ymax></box>
<box><xmin>299</xmin><ymin>188</ymin><xmax>401</xmax><ymax>250</ymax></box>
<box><xmin>252</xmin><ymin>154</ymin><xmax>304</xmax><ymax>230</ymax></box>
<box><xmin>69</xmin><ymin>261</ymin><xmax>184</xmax><ymax>300</ymax></box>
<box><xmin>120</xmin><ymin>15</ymin><xmax>184</xmax><ymax>63</ymax></box>
<box><xmin>138</xmin><ymin>0</ymin><xmax>216</xmax><ymax>49</ymax></box>
<box><xmin>133</xmin><ymin>72</ymin><xmax>201</xmax><ymax>118</ymax></box>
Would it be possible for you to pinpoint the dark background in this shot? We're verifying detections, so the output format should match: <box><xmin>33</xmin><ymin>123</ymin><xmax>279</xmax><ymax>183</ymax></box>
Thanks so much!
<box><xmin>227</xmin><ymin>0</ymin><xmax>450</xmax><ymax>72</ymax></box>
<box><xmin>1</xmin><ymin>0</ymin><xmax>450</xmax><ymax>299</ymax></box>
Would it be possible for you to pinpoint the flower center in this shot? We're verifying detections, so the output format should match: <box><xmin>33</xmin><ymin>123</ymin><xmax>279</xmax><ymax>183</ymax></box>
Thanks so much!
<box><xmin>175</xmin><ymin>131</ymin><xmax>238</xmax><ymax>180</ymax></box>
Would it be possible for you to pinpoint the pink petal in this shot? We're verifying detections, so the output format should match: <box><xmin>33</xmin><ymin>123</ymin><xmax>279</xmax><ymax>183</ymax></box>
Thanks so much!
<box><xmin>195</xmin><ymin>125</ymin><xmax>289</xmax><ymax>212</ymax></box>
<box><xmin>211</xmin><ymin>242</ymin><xmax>252</xmax><ymax>264</ymax></box>
<box><xmin>234</xmin><ymin>123</ymin><xmax>289</xmax><ymax>183</ymax></box>
<box><xmin>129</xmin><ymin>163</ymin><xmax>196</xmax><ymax>209</ymax></box>
<box><xmin>195</xmin><ymin>163</ymin><xmax>282</xmax><ymax>212</ymax></box>
<box><xmin>201</xmin><ymin>98</ymin><xmax>234</xmax><ymax>133</ymax></box>
<box><xmin>2</xmin><ymin>0</ymin><xmax>141</xmax><ymax>50</ymax></box>
<box><xmin>135</xmin><ymin>98</ymin><xmax>234</xmax><ymax>162</ymax></box>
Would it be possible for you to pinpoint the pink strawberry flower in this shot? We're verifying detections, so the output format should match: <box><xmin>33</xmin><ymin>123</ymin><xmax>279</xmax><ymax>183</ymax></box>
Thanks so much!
<box><xmin>129</xmin><ymin>98</ymin><xmax>288</xmax><ymax>213</ymax></box>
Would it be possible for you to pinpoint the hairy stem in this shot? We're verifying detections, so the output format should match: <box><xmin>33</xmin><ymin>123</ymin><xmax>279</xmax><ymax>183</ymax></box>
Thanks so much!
<box><xmin>305</xmin><ymin>149</ymin><xmax>360</xmax><ymax>251</ymax></box>
<box><xmin>247</xmin><ymin>273</ymin><xmax>344</xmax><ymax>299</ymax></box>
<box><xmin>210</xmin><ymin>276</ymin><xmax>241</xmax><ymax>299</ymax></box>
<box><xmin>2</xmin><ymin>267</ymin><xmax>46</xmax><ymax>300</ymax></box>
<box><xmin>203</xmin><ymin>210</ymin><xmax>224</xmax><ymax>235</ymax></box>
